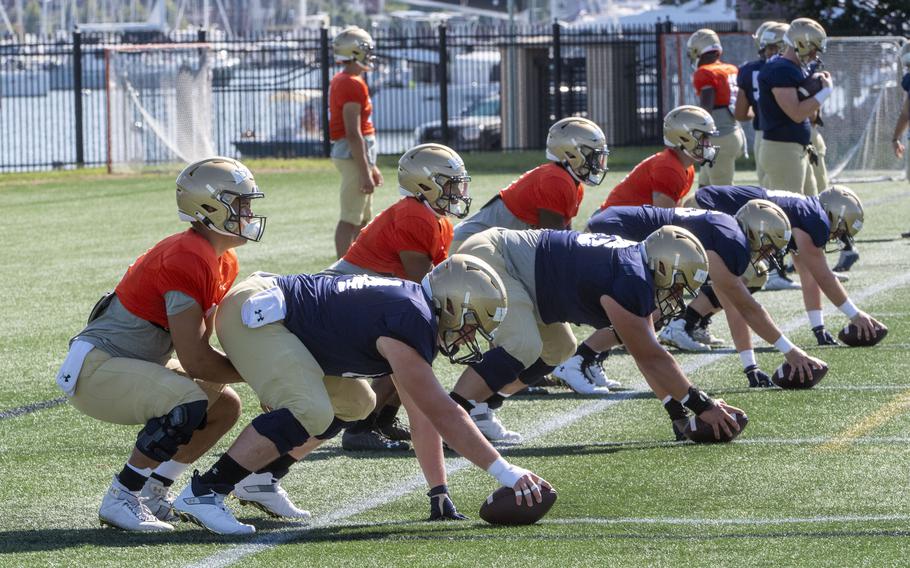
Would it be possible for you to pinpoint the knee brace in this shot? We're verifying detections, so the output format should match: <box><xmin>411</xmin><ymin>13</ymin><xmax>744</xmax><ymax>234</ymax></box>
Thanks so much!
<box><xmin>315</xmin><ymin>417</ymin><xmax>353</xmax><ymax>440</ymax></box>
<box><xmin>251</xmin><ymin>408</ymin><xmax>311</xmax><ymax>455</ymax></box>
<box><xmin>700</xmin><ymin>283</ymin><xmax>722</xmax><ymax>310</ymax></box>
<box><xmin>518</xmin><ymin>358</ymin><xmax>557</xmax><ymax>386</ymax></box>
<box><xmin>135</xmin><ymin>399</ymin><xmax>208</xmax><ymax>462</ymax></box>
<box><xmin>469</xmin><ymin>346</ymin><xmax>527</xmax><ymax>393</ymax></box>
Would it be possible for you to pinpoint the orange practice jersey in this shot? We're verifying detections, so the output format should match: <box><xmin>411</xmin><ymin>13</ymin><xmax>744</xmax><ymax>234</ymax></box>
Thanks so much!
<box><xmin>344</xmin><ymin>197</ymin><xmax>454</xmax><ymax>279</ymax></box>
<box><xmin>499</xmin><ymin>162</ymin><xmax>584</xmax><ymax>227</ymax></box>
<box><xmin>115</xmin><ymin>229</ymin><xmax>239</xmax><ymax>330</ymax></box>
<box><xmin>329</xmin><ymin>72</ymin><xmax>374</xmax><ymax>141</ymax></box>
<box><xmin>601</xmin><ymin>149</ymin><xmax>694</xmax><ymax>209</ymax></box>
<box><xmin>693</xmin><ymin>61</ymin><xmax>739</xmax><ymax>107</ymax></box>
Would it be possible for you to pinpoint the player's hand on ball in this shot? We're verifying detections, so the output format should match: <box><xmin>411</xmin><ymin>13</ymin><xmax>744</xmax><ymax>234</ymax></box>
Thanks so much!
<box><xmin>512</xmin><ymin>472</ymin><xmax>552</xmax><ymax>507</ymax></box>
<box><xmin>783</xmin><ymin>348</ymin><xmax>826</xmax><ymax>383</ymax></box>
<box><xmin>850</xmin><ymin>312</ymin><xmax>880</xmax><ymax>342</ymax></box>
<box><xmin>699</xmin><ymin>402</ymin><xmax>742</xmax><ymax>440</ymax></box>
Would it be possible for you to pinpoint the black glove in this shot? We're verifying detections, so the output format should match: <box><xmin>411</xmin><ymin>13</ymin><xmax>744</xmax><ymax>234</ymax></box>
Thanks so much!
<box><xmin>428</xmin><ymin>485</ymin><xmax>468</xmax><ymax>521</ymax></box>
<box><xmin>744</xmin><ymin>365</ymin><xmax>773</xmax><ymax>388</ymax></box>
<box><xmin>812</xmin><ymin>325</ymin><xmax>839</xmax><ymax>346</ymax></box>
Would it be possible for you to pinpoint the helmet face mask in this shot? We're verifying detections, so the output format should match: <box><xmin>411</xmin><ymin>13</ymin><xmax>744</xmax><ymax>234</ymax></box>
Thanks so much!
<box><xmin>437</xmin><ymin>305</ymin><xmax>494</xmax><ymax>364</ymax></box>
<box><xmin>735</xmin><ymin>199</ymin><xmax>792</xmax><ymax>277</ymax></box>
<box><xmin>221</xmin><ymin>193</ymin><xmax>267</xmax><ymax>242</ymax></box>
<box><xmin>431</xmin><ymin>174</ymin><xmax>473</xmax><ymax>219</ymax></box>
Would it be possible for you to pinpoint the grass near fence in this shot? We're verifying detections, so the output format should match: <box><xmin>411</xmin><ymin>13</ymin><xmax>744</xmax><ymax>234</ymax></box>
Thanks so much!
<box><xmin>2</xmin><ymin>152</ymin><xmax>908</xmax><ymax>567</ymax></box>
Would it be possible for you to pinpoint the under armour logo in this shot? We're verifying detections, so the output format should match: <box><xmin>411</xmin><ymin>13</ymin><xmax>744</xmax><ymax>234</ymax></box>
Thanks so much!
<box><xmin>255</xmin><ymin>309</ymin><xmax>264</xmax><ymax>322</ymax></box>
<box><xmin>63</xmin><ymin>373</ymin><xmax>71</xmax><ymax>383</ymax></box>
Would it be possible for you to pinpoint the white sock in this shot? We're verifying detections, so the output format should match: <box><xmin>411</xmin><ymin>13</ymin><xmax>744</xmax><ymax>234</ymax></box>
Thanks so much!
<box><xmin>153</xmin><ymin>460</ymin><xmax>190</xmax><ymax>483</ymax></box>
<box><xmin>126</xmin><ymin>463</ymin><xmax>153</xmax><ymax>478</ymax></box>
<box><xmin>807</xmin><ymin>310</ymin><xmax>824</xmax><ymax>329</ymax></box>
<box><xmin>738</xmin><ymin>349</ymin><xmax>757</xmax><ymax>370</ymax></box>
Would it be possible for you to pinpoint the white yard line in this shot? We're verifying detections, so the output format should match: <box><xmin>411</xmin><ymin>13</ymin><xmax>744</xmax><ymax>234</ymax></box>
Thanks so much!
<box><xmin>187</xmin><ymin>272</ymin><xmax>910</xmax><ymax>568</ymax></box>
<box><xmin>545</xmin><ymin>514</ymin><xmax>910</xmax><ymax>527</ymax></box>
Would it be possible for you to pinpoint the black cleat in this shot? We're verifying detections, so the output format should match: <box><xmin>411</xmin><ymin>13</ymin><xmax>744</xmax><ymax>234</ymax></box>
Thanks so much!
<box><xmin>377</xmin><ymin>417</ymin><xmax>411</xmax><ymax>441</ymax></box>
<box><xmin>342</xmin><ymin>428</ymin><xmax>410</xmax><ymax>452</ymax></box>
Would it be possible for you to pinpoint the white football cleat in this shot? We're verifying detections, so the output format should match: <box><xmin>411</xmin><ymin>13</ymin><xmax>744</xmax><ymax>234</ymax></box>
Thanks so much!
<box><xmin>173</xmin><ymin>476</ymin><xmax>255</xmax><ymax>535</ymax></box>
<box><xmin>691</xmin><ymin>325</ymin><xmax>726</xmax><ymax>347</ymax></box>
<box><xmin>583</xmin><ymin>357</ymin><xmax>622</xmax><ymax>389</ymax></box>
<box><xmin>99</xmin><ymin>476</ymin><xmax>174</xmax><ymax>532</ymax></box>
<box><xmin>763</xmin><ymin>272</ymin><xmax>801</xmax><ymax>291</ymax></box>
<box><xmin>234</xmin><ymin>472</ymin><xmax>312</xmax><ymax>520</ymax></box>
<box><xmin>553</xmin><ymin>355</ymin><xmax>611</xmax><ymax>395</ymax></box>
<box><xmin>658</xmin><ymin>319</ymin><xmax>711</xmax><ymax>352</ymax></box>
<box><xmin>139</xmin><ymin>477</ymin><xmax>178</xmax><ymax>523</ymax></box>
<box><xmin>469</xmin><ymin>402</ymin><xmax>522</xmax><ymax>443</ymax></box>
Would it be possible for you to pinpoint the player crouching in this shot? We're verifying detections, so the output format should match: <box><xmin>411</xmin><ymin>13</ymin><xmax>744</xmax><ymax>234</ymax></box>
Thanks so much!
<box><xmin>172</xmin><ymin>256</ymin><xmax>551</xmax><ymax>534</ymax></box>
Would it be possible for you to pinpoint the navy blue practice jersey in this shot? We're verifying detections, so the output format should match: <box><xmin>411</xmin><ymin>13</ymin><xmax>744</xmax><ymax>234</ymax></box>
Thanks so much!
<box><xmin>277</xmin><ymin>274</ymin><xmax>437</xmax><ymax>378</ymax></box>
<box><xmin>695</xmin><ymin>185</ymin><xmax>830</xmax><ymax>249</ymax></box>
<box><xmin>737</xmin><ymin>58</ymin><xmax>764</xmax><ymax>131</ymax></box>
<box><xmin>534</xmin><ymin>230</ymin><xmax>656</xmax><ymax>327</ymax></box>
<box><xmin>588</xmin><ymin>205</ymin><xmax>750</xmax><ymax>276</ymax></box>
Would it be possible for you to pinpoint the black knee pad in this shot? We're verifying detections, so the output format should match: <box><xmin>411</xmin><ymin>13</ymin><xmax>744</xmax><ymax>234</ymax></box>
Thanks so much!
<box><xmin>315</xmin><ymin>417</ymin><xmax>353</xmax><ymax>440</ymax></box>
<box><xmin>135</xmin><ymin>399</ymin><xmax>208</xmax><ymax>462</ymax></box>
<box><xmin>469</xmin><ymin>347</ymin><xmax>527</xmax><ymax>393</ymax></box>
<box><xmin>700</xmin><ymin>283</ymin><xmax>722</xmax><ymax>310</ymax></box>
<box><xmin>518</xmin><ymin>358</ymin><xmax>557</xmax><ymax>386</ymax></box>
<box><xmin>252</xmin><ymin>408</ymin><xmax>311</xmax><ymax>455</ymax></box>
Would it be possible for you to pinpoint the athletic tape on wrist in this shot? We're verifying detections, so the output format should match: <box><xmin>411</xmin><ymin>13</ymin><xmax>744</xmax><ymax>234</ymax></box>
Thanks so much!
<box><xmin>838</xmin><ymin>299</ymin><xmax>859</xmax><ymax>319</ymax></box>
<box><xmin>814</xmin><ymin>86</ymin><xmax>832</xmax><ymax>105</ymax></box>
<box><xmin>773</xmin><ymin>335</ymin><xmax>795</xmax><ymax>354</ymax></box>
<box><xmin>486</xmin><ymin>457</ymin><xmax>528</xmax><ymax>487</ymax></box>
<box><xmin>681</xmin><ymin>386</ymin><xmax>715</xmax><ymax>415</ymax></box>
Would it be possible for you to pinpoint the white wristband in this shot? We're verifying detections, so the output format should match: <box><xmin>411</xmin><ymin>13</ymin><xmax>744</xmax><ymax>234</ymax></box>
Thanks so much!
<box><xmin>814</xmin><ymin>86</ymin><xmax>832</xmax><ymax>105</ymax></box>
<box><xmin>738</xmin><ymin>349</ymin><xmax>757</xmax><ymax>369</ymax></box>
<box><xmin>486</xmin><ymin>457</ymin><xmax>529</xmax><ymax>487</ymax></box>
<box><xmin>773</xmin><ymin>335</ymin><xmax>796</xmax><ymax>354</ymax></box>
<box><xmin>838</xmin><ymin>299</ymin><xmax>860</xmax><ymax>319</ymax></box>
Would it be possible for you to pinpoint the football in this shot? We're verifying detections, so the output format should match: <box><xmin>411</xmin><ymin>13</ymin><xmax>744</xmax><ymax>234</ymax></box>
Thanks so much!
<box><xmin>771</xmin><ymin>361</ymin><xmax>828</xmax><ymax>389</ymax></box>
<box><xmin>797</xmin><ymin>74</ymin><xmax>824</xmax><ymax>100</ymax></box>
<box><xmin>838</xmin><ymin>322</ymin><xmax>888</xmax><ymax>347</ymax></box>
<box><xmin>682</xmin><ymin>411</ymin><xmax>748</xmax><ymax>444</ymax></box>
<box><xmin>479</xmin><ymin>485</ymin><xmax>557</xmax><ymax>525</ymax></box>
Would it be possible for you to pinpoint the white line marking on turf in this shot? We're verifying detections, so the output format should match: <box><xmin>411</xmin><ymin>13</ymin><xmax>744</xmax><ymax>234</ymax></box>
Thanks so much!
<box><xmin>545</xmin><ymin>514</ymin><xmax>910</xmax><ymax>527</ymax></box>
<box><xmin>187</xmin><ymin>271</ymin><xmax>910</xmax><ymax>568</ymax></box>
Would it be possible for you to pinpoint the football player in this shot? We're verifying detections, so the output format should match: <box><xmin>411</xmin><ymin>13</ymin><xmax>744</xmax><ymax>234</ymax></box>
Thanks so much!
<box><xmin>53</xmin><ymin>158</ymin><xmax>288</xmax><ymax>532</ymax></box>
<box><xmin>321</xmin><ymin>143</ymin><xmax>472</xmax><ymax>452</ymax></box>
<box><xmin>695</xmin><ymin>185</ymin><xmax>885</xmax><ymax>345</ymax></box>
<box><xmin>576</xmin><ymin>204</ymin><xmax>824</xmax><ymax>392</ymax></box>
<box><xmin>450</xmin><ymin>117</ymin><xmax>607</xmax><ymax>252</ymax></box>
<box><xmin>756</xmin><ymin>17</ymin><xmax>830</xmax><ymax>198</ymax></box>
<box><xmin>447</xmin><ymin>226</ymin><xmax>743</xmax><ymax>444</ymax></box>
<box><xmin>735</xmin><ymin>21</ymin><xmax>789</xmax><ymax>187</ymax></box>
<box><xmin>173</xmin><ymin>256</ymin><xmax>552</xmax><ymax>534</ymax></box>
<box><xmin>687</xmin><ymin>29</ymin><xmax>745</xmax><ymax>185</ymax></box>
<box><xmin>890</xmin><ymin>41</ymin><xmax>910</xmax><ymax>239</ymax></box>
<box><xmin>600</xmin><ymin>105</ymin><xmax>716</xmax><ymax>210</ymax></box>
<box><xmin>330</xmin><ymin>26</ymin><xmax>384</xmax><ymax>258</ymax></box>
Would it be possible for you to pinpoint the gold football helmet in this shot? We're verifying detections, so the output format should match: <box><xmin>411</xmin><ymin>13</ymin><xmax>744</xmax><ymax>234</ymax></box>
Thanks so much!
<box><xmin>643</xmin><ymin>226</ymin><xmax>710</xmax><ymax>327</ymax></box>
<box><xmin>686</xmin><ymin>29</ymin><xmax>722</xmax><ymax>65</ymax></box>
<box><xmin>785</xmin><ymin>18</ymin><xmax>827</xmax><ymax>64</ymax></box>
<box><xmin>176</xmin><ymin>157</ymin><xmax>266</xmax><ymax>242</ymax></box>
<box><xmin>754</xmin><ymin>21</ymin><xmax>789</xmax><ymax>56</ymax></box>
<box><xmin>398</xmin><ymin>143</ymin><xmax>472</xmax><ymax>218</ymax></box>
<box><xmin>900</xmin><ymin>41</ymin><xmax>910</xmax><ymax>68</ymax></box>
<box><xmin>735</xmin><ymin>199</ymin><xmax>792</xmax><ymax>274</ymax></box>
<box><xmin>819</xmin><ymin>185</ymin><xmax>864</xmax><ymax>245</ymax></box>
<box><xmin>663</xmin><ymin>105</ymin><xmax>719</xmax><ymax>166</ymax></box>
<box><xmin>546</xmin><ymin>117</ymin><xmax>609</xmax><ymax>186</ymax></box>
<box><xmin>332</xmin><ymin>26</ymin><xmax>376</xmax><ymax>68</ymax></box>
<box><xmin>428</xmin><ymin>254</ymin><xmax>508</xmax><ymax>364</ymax></box>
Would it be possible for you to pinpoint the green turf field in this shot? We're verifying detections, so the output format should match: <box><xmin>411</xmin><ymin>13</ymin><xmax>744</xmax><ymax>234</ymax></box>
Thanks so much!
<box><xmin>2</xmin><ymin>151</ymin><xmax>909</xmax><ymax>567</ymax></box>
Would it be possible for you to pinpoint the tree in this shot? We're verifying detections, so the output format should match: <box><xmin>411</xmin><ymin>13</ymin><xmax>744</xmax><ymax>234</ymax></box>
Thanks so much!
<box><xmin>745</xmin><ymin>0</ymin><xmax>909</xmax><ymax>36</ymax></box>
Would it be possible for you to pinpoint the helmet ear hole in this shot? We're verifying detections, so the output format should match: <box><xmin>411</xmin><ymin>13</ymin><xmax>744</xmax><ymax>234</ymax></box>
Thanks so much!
<box><xmin>201</xmin><ymin>204</ymin><xmax>218</xmax><ymax>213</ymax></box>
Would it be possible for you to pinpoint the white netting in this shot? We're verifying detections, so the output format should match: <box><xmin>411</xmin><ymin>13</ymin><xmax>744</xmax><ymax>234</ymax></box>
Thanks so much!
<box><xmin>661</xmin><ymin>33</ymin><xmax>905</xmax><ymax>182</ymax></box>
<box><xmin>105</xmin><ymin>44</ymin><xmax>215</xmax><ymax>174</ymax></box>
